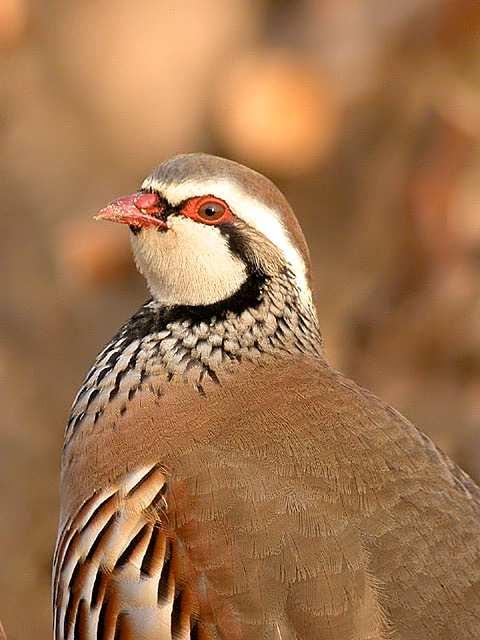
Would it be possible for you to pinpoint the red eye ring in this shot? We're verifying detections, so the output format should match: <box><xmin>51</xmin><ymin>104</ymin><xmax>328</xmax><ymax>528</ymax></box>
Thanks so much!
<box><xmin>181</xmin><ymin>195</ymin><xmax>233</xmax><ymax>226</ymax></box>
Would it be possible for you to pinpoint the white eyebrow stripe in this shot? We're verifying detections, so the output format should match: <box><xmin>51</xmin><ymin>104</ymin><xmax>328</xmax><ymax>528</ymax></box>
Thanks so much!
<box><xmin>142</xmin><ymin>176</ymin><xmax>312</xmax><ymax>305</ymax></box>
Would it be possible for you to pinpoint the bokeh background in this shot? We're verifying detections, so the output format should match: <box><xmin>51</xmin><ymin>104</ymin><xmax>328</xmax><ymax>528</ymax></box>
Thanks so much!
<box><xmin>1</xmin><ymin>1</ymin><xmax>480</xmax><ymax>637</ymax></box>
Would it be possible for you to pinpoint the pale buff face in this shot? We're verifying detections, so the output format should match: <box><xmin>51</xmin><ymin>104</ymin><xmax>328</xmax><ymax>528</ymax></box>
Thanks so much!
<box><xmin>131</xmin><ymin>215</ymin><xmax>247</xmax><ymax>306</ymax></box>
<box><xmin>131</xmin><ymin>175</ymin><xmax>312</xmax><ymax>308</ymax></box>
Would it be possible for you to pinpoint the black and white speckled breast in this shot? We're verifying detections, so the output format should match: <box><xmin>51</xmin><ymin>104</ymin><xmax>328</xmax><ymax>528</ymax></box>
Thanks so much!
<box><xmin>64</xmin><ymin>273</ymin><xmax>322</xmax><ymax>448</ymax></box>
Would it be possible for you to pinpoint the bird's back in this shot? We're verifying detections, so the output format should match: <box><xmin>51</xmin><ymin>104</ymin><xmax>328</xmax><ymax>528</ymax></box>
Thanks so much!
<box><xmin>55</xmin><ymin>353</ymin><xmax>480</xmax><ymax>640</ymax></box>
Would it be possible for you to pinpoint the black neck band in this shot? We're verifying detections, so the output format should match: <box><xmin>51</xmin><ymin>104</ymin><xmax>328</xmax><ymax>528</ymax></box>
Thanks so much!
<box><xmin>120</xmin><ymin>270</ymin><xmax>267</xmax><ymax>342</ymax></box>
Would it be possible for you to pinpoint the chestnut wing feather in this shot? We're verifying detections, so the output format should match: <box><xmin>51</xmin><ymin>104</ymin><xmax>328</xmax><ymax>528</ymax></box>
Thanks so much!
<box><xmin>53</xmin><ymin>464</ymin><xmax>208</xmax><ymax>640</ymax></box>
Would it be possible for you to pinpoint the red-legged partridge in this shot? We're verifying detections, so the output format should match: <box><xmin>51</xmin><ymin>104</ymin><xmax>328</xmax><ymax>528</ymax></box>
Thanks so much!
<box><xmin>54</xmin><ymin>154</ymin><xmax>480</xmax><ymax>640</ymax></box>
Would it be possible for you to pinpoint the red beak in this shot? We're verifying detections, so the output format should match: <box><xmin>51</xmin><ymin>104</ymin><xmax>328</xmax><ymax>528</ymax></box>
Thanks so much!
<box><xmin>94</xmin><ymin>192</ymin><xmax>167</xmax><ymax>230</ymax></box>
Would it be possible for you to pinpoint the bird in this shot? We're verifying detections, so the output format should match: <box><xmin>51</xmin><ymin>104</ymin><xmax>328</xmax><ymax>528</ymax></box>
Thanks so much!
<box><xmin>53</xmin><ymin>153</ymin><xmax>480</xmax><ymax>640</ymax></box>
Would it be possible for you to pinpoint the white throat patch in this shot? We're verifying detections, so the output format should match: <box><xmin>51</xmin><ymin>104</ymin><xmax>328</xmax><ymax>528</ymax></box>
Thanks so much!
<box><xmin>131</xmin><ymin>216</ymin><xmax>247</xmax><ymax>306</ymax></box>
<box><xmin>141</xmin><ymin>176</ymin><xmax>312</xmax><ymax>307</ymax></box>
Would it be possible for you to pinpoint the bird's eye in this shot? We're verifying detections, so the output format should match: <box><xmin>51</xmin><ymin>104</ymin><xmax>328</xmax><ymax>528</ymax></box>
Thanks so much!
<box><xmin>198</xmin><ymin>201</ymin><xmax>226</xmax><ymax>221</ymax></box>
<box><xmin>182</xmin><ymin>195</ymin><xmax>232</xmax><ymax>225</ymax></box>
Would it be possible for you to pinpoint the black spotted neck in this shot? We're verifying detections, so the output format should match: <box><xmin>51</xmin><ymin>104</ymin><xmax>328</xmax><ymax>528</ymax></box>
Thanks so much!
<box><xmin>64</xmin><ymin>271</ymin><xmax>322</xmax><ymax>448</ymax></box>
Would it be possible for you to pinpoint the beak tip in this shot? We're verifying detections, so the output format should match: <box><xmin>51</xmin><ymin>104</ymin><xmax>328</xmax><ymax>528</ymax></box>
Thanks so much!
<box><xmin>93</xmin><ymin>205</ymin><xmax>119</xmax><ymax>223</ymax></box>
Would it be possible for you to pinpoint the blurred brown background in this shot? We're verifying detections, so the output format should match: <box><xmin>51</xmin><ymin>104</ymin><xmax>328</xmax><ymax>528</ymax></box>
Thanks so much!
<box><xmin>1</xmin><ymin>1</ymin><xmax>480</xmax><ymax>637</ymax></box>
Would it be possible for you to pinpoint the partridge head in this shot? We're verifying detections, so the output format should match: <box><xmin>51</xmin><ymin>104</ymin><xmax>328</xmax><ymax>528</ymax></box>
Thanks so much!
<box><xmin>98</xmin><ymin>155</ymin><xmax>311</xmax><ymax>307</ymax></box>
<box><xmin>54</xmin><ymin>154</ymin><xmax>480</xmax><ymax>640</ymax></box>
